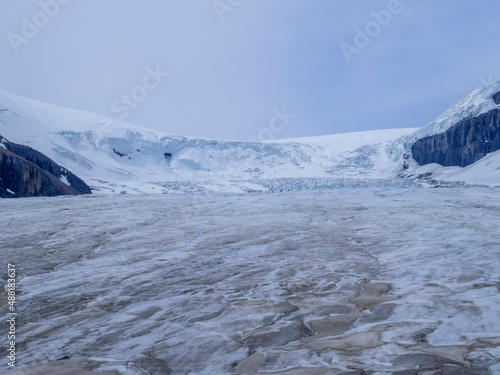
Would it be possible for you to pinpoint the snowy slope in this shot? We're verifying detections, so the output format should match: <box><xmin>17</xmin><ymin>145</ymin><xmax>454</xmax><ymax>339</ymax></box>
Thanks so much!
<box><xmin>1</xmin><ymin>81</ymin><xmax>500</xmax><ymax>193</ymax></box>
<box><xmin>275</xmin><ymin>128</ymin><xmax>415</xmax><ymax>153</ymax></box>
<box><xmin>394</xmin><ymin>80</ymin><xmax>500</xmax><ymax>153</ymax></box>
<box><xmin>391</xmin><ymin>81</ymin><xmax>500</xmax><ymax>186</ymax></box>
<box><xmin>0</xmin><ymin>88</ymin><xmax>417</xmax><ymax>193</ymax></box>
<box><xmin>409</xmin><ymin>150</ymin><xmax>500</xmax><ymax>187</ymax></box>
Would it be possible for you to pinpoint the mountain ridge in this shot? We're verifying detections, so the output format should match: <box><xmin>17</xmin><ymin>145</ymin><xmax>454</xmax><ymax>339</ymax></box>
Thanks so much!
<box><xmin>0</xmin><ymin>135</ymin><xmax>92</xmax><ymax>198</ymax></box>
<box><xmin>1</xmin><ymin>82</ymin><xmax>500</xmax><ymax>193</ymax></box>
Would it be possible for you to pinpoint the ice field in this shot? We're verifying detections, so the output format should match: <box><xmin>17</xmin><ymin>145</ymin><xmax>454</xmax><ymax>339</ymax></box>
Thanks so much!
<box><xmin>1</xmin><ymin>187</ymin><xmax>500</xmax><ymax>374</ymax></box>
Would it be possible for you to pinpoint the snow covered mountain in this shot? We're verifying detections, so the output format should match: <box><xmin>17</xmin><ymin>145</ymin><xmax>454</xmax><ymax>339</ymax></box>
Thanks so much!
<box><xmin>0</xmin><ymin>134</ymin><xmax>91</xmax><ymax>198</ymax></box>
<box><xmin>0</xmin><ymin>88</ymin><xmax>416</xmax><ymax>193</ymax></box>
<box><xmin>1</xmin><ymin>81</ymin><xmax>500</xmax><ymax>194</ymax></box>
<box><xmin>393</xmin><ymin>81</ymin><xmax>500</xmax><ymax>185</ymax></box>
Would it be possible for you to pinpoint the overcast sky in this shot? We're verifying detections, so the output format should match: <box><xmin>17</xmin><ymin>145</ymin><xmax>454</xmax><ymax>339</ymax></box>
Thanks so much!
<box><xmin>1</xmin><ymin>0</ymin><xmax>500</xmax><ymax>141</ymax></box>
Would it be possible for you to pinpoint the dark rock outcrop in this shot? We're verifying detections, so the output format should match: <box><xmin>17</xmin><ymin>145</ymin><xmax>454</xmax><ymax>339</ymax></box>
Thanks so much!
<box><xmin>412</xmin><ymin>107</ymin><xmax>500</xmax><ymax>167</ymax></box>
<box><xmin>493</xmin><ymin>91</ymin><xmax>500</xmax><ymax>105</ymax></box>
<box><xmin>0</xmin><ymin>135</ymin><xmax>92</xmax><ymax>198</ymax></box>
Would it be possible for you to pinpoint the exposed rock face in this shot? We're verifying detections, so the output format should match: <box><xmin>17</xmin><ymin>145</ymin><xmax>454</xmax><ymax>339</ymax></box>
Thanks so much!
<box><xmin>493</xmin><ymin>91</ymin><xmax>500</xmax><ymax>105</ymax></box>
<box><xmin>0</xmin><ymin>135</ymin><xmax>92</xmax><ymax>198</ymax></box>
<box><xmin>412</xmin><ymin>107</ymin><xmax>500</xmax><ymax>167</ymax></box>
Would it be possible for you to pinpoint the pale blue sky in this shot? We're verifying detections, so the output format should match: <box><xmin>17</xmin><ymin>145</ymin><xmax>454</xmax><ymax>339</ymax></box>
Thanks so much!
<box><xmin>1</xmin><ymin>0</ymin><xmax>500</xmax><ymax>140</ymax></box>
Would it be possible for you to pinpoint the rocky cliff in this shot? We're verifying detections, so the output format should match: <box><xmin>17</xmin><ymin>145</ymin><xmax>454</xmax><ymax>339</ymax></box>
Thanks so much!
<box><xmin>412</xmin><ymin>105</ymin><xmax>500</xmax><ymax>167</ymax></box>
<box><xmin>0</xmin><ymin>135</ymin><xmax>92</xmax><ymax>198</ymax></box>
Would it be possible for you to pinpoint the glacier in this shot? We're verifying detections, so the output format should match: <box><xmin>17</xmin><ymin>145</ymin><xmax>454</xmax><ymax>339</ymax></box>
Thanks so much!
<box><xmin>2</xmin><ymin>83</ymin><xmax>500</xmax><ymax>374</ymax></box>
<box><xmin>2</xmin><ymin>81</ymin><xmax>500</xmax><ymax>192</ymax></box>
<box><xmin>0</xmin><ymin>86</ymin><xmax>418</xmax><ymax>194</ymax></box>
<box><xmin>1</xmin><ymin>189</ymin><xmax>499</xmax><ymax>374</ymax></box>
